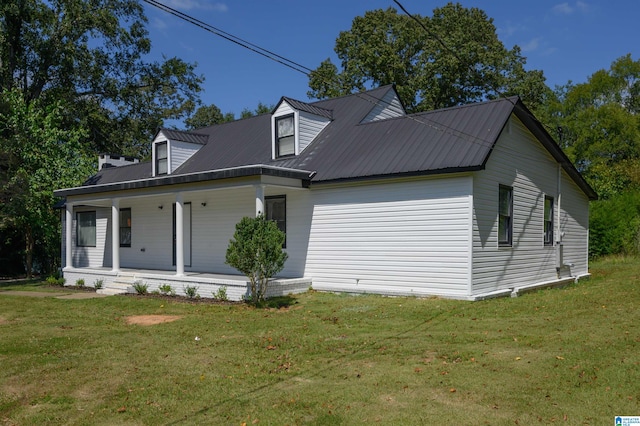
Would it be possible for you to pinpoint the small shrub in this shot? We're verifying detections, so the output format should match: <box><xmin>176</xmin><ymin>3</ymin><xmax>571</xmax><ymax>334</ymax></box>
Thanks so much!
<box><xmin>75</xmin><ymin>278</ymin><xmax>85</xmax><ymax>288</ymax></box>
<box><xmin>132</xmin><ymin>280</ymin><xmax>148</xmax><ymax>295</ymax></box>
<box><xmin>225</xmin><ymin>214</ymin><xmax>288</xmax><ymax>306</ymax></box>
<box><xmin>46</xmin><ymin>276</ymin><xmax>63</xmax><ymax>286</ymax></box>
<box><xmin>183</xmin><ymin>285</ymin><xmax>199</xmax><ymax>299</ymax></box>
<box><xmin>158</xmin><ymin>284</ymin><xmax>176</xmax><ymax>296</ymax></box>
<box><xmin>213</xmin><ymin>286</ymin><xmax>228</xmax><ymax>301</ymax></box>
<box><xmin>93</xmin><ymin>279</ymin><xmax>104</xmax><ymax>290</ymax></box>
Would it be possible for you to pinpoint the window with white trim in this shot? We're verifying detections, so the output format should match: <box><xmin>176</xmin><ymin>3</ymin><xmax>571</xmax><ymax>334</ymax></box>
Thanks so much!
<box><xmin>120</xmin><ymin>208</ymin><xmax>131</xmax><ymax>247</ymax></box>
<box><xmin>155</xmin><ymin>141</ymin><xmax>168</xmax><ymax>175</ymax></box>
<box><xmin>76</xmin><ymin>211</ymin><xmax>96</xmax><ymax>247</ymax></box>
<box><xmin>544</xmin><ymin>196</ymin><xmax>554</xmax><ymax>246</ymax></box>
<box><xmin>498</xmin><ymin>185</ymin><xmax>513</xmax><ymax>247</ymax></box>
<box><xmin>265</xmin><ymin>195</ymin><xmax>286</xmax><ymax>248</ymax></box>
<box><xmin>275</xmin><ymin>115</ymin><xmax>295</xmax><ymax>158</ymax></box>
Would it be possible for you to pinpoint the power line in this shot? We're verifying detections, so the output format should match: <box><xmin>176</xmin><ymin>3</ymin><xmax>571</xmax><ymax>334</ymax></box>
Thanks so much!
<box><xmin>141</xmin><ymin>0</ymin><xmax>313</xmax><ymax>77</ymax></box>
<box><xmin>142</xmin><ymin>0</ymin><xmax>555</xmax><ymax>163</ymax></box>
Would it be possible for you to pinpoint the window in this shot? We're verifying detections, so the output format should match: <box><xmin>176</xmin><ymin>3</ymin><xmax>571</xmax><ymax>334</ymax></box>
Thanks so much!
<box><xmin>120</xmin><ymin>208</ymin><xmax>131</xmax><ymax>247</ymax></box>
<box><xmin>544</xmin><ymin>196</ymin><xmax>554</xmax><ymax>246</ymax></box>
<box><xmin>276</xmin><ymin>115</ymin><xmax>295</xmax><ymax>157</ymax></box>
<box><xmin>265</xmin><ymin>195</ymin><xmax>286</xmax><ymax>247</ymax></box>
<box><xmin>498</xmin><ymin>185</ymin><xmax>513</xmax><ymax>247</ymax></box>
<box><xmin>156</xmin><ymin>141</ymin><xmax>168</xmax><ymax>175</ymax></box>
<box><xmin>76</xmin><ymin>211</ymin><xmax>96</xmax><ymax>247</ymax></box>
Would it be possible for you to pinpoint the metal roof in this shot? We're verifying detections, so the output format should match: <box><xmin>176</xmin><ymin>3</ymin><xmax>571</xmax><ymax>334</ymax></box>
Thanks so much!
<box><xmin>57</xmin><ymin>85</ymin><xmax>597</xmax><ymax>200</ymax></box>
<box><xmin>157</xmin><ymin>128</ymin><xmax>209</xmax><ymax>145</ymax></box>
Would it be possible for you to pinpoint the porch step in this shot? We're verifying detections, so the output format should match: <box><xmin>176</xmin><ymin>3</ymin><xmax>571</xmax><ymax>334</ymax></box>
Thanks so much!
<box><xmin>96</xmin><ymin>275</ymin><xmax>137</xmax><ymax>296</ymax></box>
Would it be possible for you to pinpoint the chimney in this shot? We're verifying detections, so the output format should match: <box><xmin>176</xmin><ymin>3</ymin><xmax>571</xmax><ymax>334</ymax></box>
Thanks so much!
<box><xmin>98</xmin><ymin>153</ymin><xmax>139</xmax><ymax>172</ymax></box>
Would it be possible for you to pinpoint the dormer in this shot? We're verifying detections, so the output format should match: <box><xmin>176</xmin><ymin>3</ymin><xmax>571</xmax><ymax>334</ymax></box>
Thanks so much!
<box><xmin>152</xmin><ymin>129</ymin><xmax>208</xmax><ymax>176</ymax></box>
<box><xmin>271</xmin><ymin>97</ymin><xmax>332</xmax><ymax>160</ymax></box>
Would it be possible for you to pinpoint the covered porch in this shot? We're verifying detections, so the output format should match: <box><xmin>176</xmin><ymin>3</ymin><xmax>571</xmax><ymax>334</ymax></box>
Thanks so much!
<box><xmin>63</xmin><ymin>267</ymin><xmax>311</xmax><ymax>301</ymax></box>
<box><xmin>57</xmin><ymin>166</ymin><xmax>315</xmax><ymax>301</ymax></box>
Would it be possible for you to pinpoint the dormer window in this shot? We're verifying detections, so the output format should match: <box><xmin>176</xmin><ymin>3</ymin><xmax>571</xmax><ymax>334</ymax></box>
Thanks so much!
<box><xmin>156</xmin><ymin>142</ymin><xmax>168</xmax><ymax>175</ymax></box>
<box><xmin>276</xmin><ymin>115</ymin><xmax>295</xmax><ymax>157</ymax></box>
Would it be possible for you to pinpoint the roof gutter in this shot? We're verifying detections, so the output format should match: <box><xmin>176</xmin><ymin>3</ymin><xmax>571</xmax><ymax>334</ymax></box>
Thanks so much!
<box><xmin>54</xmin><ymin>164</ymin><xmax>315</xmax><ymax>197</ymax></box>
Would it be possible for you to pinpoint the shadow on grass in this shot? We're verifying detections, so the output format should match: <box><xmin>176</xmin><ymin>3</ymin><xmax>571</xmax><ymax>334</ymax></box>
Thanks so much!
<box><xmin>0</xmin><ymin>277</ymin><xmax>43</xmax><ymax>289</ymax></box>
<box><xmin>259</xmin><ymin>295</ymin><xmax>297</xmax><ymax>309</ymax></box>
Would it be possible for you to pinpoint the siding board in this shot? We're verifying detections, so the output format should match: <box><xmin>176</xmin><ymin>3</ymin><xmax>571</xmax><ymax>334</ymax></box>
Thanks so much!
<box><xmin>306</xmin><ymin>176</ymin><xmax>472</xmax><ymax>297</ymax></box>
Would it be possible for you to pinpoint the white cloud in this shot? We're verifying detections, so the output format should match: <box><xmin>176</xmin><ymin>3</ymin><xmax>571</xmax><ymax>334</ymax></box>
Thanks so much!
<box><xmin>552</xmin><ymin>2</ymin><xmax>574</xmax><ymax>14</ymax></box>
<box><xmin>498</xmin><ymin>22</ymin><xmax>526</xmax><ymax>38</ymax></box>
<box><xmin>520</xmin><ymin>37</ymin><xmax>541</xmax><ymax>52</ymax></box>
<box><xmin>151</xmin><ymin>17</ymin><xmax>168</xmax><ymax>30</ymax></box>
<box><xmin>552</xmin><ymin>1</ymin><xmax>589</xmax><ymax>15</ymax></box>
<box><xmin>162</xmin><ymin>0</ymin><xmax>228</xmax><ymax>11</ymax></box>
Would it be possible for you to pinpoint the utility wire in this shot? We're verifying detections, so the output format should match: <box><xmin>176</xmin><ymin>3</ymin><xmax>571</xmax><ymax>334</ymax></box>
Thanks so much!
<box><xmin>142</xmin><ymin>0</ymin><xmax>556</xmax><ymax>162</ymax></box>
<box><xmin>142</xmin><ymin>0</ymin><xmax>313</xmax><ymax>76</ymax></box>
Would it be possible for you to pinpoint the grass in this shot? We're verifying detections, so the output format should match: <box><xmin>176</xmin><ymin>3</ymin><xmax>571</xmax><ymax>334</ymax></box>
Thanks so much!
<box><xmin>0</xmin><ymin>257</ymin><xmax>638</xmax><ymax>425</ymax></box>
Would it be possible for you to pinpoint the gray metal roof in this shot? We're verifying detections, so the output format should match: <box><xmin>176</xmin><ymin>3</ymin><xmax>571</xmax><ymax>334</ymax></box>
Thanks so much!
<box><xmin>58</xmin><ymin>85</ymin><xmax>596</xmax><ymax>200</ymax></box>
<box><xmin>157</xmin><ymin>128</ymin><xmax>209</xmax><ymax>145</ymax></box>
<box><xmin>279</xmin><ymin>97</ymin><xmax>333</xmax><ymax>119</ymax></box>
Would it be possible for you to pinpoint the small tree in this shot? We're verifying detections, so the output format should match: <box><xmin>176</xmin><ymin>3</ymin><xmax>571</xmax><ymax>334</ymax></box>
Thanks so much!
<box><xmin>225</xmin><ymin>214</ymin><xmax>288</xmax><ymax>305</ymax></box>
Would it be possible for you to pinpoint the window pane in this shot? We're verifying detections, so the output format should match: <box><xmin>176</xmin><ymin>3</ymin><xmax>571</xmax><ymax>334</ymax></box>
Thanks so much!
<box><xmin>156</xmin><ymin>142</ymin><xmax>167</xmax><ymax>159</ymax></box>
<box><xmin>544</xmin><ymin>197</ymin><xmax>552</xmax><ymax>221</ymax></box>
<box><xmin>277</xmin><ymin>116</ymin><xmax>294</xmax><ymax>137</ymax></box>
<box><xmin>77</xmin><ymin>212</ymin><xmax>96</xmax><ymax>247</ymax></box>
<box><xmin>278</xmin><ymin>135</ymin><xmax>295</xmax><ymax>156</ymax></box>
<box><xmin>498</xmin><ymin>186</ymin><xmax>512</xmax><ymax>246</ymax></box>
<box><xmin>266</xmin><ymin>196</ymin><xmax>286</xmax><ymax>247</ymax></box>
<box><xmin>157</xmin><ymin>158</ymin><xmax>168</xmax><ymax>175</ymax></box>
<box><xmin>120</xmin><ymin>228</ymin><xmax>131</xmax><ymax>246</ymax></box>
<box><xmin>120</xmin><ymin>209</ymin><xmax>131</xmax><ymax>246</ymax></box>
<box><xmin>499</xmin><ymin>187</ymin><xmax>511</xmax><ymax>215</ymax></box>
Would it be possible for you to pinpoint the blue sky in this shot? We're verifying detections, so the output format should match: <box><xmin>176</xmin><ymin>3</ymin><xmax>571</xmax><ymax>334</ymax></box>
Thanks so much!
<box><xmin>142</xmin><ymin>1</ymin><xmax>639</xmax><ymax>124</ymax></box>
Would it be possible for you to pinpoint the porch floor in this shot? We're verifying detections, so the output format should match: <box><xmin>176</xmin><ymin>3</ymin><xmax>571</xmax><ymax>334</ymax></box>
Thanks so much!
<box><xmin>62</xmin><ymin>267</ymin><xmax>311</xmax><ymax>301</ymax></box>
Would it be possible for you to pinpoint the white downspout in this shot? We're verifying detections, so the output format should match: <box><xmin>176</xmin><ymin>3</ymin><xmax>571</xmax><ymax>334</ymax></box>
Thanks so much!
<box><xmin>556</xmin><ymin>164</ymin><xmax>563</xmax><ymax>271</ymax></box>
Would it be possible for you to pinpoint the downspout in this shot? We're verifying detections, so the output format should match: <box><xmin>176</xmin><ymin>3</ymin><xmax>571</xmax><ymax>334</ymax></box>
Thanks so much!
<box><xmin>556</xmin><ymin>164</ymin><xmax>563</xmax><ymax>275</ymax></box>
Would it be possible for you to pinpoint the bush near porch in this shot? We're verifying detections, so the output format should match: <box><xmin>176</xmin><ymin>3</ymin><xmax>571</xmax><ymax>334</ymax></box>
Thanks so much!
<box><xmin>0</xmin><ymin>256</ymin><xmax>638</xmax><ymax>424</ymax></box>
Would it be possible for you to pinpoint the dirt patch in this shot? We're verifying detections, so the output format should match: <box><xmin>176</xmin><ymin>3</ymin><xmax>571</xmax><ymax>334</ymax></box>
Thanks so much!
<box><xmin>125</xmin><ymin>315</ymin><xmax>183</xmax><ymax>326</ymax></box>
<box><xmin>0</xmin><ymin>316</ymin><xmax>8</xmax><ymax>325</ymax></box>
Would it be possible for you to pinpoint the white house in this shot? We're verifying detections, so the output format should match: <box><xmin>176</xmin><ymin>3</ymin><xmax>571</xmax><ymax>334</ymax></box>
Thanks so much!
<box><xmin>54</xmin><ymin>85</ymin><xmax>597</xmax><ymax>300</ymax></box>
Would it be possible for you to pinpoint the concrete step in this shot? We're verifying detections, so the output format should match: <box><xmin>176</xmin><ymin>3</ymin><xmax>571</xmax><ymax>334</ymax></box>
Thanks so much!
<box><xmin>96</xmin><ymin>277</ymin><xmax>136</xmax><ymax>295</ymax></box>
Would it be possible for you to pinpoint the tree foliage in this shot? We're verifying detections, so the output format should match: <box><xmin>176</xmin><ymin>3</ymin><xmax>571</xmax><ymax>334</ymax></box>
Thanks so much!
<box><xmin>308</xmin><ymin>3</ymin><xmax>549</xmax><ymax>113</ymax></box>
<box><xmin>540</xmin><ymin>54</ymin><xmax>640</xmax><ymax>199</ymax></box>
<box><xmin>225</xmin><ymin>215</ymin><xmax>288</xmax><ymax>305</ymax></box>
<box><xmin>0</xmin><ymin>0</ymin><xmax>203</xmax><ymax>158</ymax></box>
<box><xmin>0</xmin><ymin>89</ymin><xmax>93</xmax><ymax>276</ymax></box>
<box><xmin>185</xmin><ymin>104</ymin><xmax>234</xmax><ymax>130</ymax></box>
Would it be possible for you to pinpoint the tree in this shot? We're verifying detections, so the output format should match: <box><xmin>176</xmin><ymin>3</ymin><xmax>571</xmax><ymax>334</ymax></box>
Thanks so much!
<box><xmin>307</xmin><ymin>4</ymin><xmax>549</xmax><ymax>113</ymax></box>
<box><xmin>240</xmin><ymin>102</ymin><xmax>273</xmax><ymax>119</ymax></box>
<box><xmin>225</xmin><ymin>215</ymin><xmax>288</xmax><ymax>306</ymax></box>
<box><xmin>540</xmin><ymin>54</ymin><xmax>640</xmax><ymax>199</ymax></box>
<box><xmin>185</xmin><ymin>104</ymin><xmax>234</xmax><ymax>129</ymax></box>
<box><xmin>0</xmin><ymin>0</ymin><xmax>203</xmax><ymax>158</ymax></box>
<box><xmin>0</xmin><ymin>89</ymin><xmax>93</xmax><ymax>277</ymax></box>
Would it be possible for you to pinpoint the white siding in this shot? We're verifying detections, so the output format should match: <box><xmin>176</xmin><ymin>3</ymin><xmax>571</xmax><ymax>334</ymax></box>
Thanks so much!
<box><xmin>71</xmin><ymin>207</ymin><xmax>110</xmax><ymax>268</ymax></box>
<box><xmin>558</xmin><ymin>174</ymin><xmax>590</xmax><ymax>277</ymax></box>
<box><xmin>361</xmin><ymin>89</ymin><xmax>405</xmax><ymax>123</ymax></box>
<box><xmin>170</xmin><ymin>140</ymin><xmax>201</xmax><ymax>172</ymax></box>
<box><xmin>305</xmin><ymin>176</ymin><xmax>472</xmax><ymax>297</ymax></box>
<box><xmin>471</xmin><ymin>115</ymin><xmax>589</xmax><ymax>295</ymax></box>
<box><xmin>298</xmin><ymin>110</ymin><xmax>330</xmax><ymax>153</ymax></box>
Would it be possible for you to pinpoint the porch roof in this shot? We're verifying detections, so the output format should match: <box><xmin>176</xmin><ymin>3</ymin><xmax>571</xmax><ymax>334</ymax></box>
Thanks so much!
<box><xmin>54</xmin><ymin>164</ymin><xmax>314</xmax><ymax>198</ymax></box>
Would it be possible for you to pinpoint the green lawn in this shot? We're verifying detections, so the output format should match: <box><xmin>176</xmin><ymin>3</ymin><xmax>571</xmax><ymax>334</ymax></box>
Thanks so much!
<box><xmin>1</xmin><ymin>257</ymin><xmax>638</xmax><ymax>425</ymax></box>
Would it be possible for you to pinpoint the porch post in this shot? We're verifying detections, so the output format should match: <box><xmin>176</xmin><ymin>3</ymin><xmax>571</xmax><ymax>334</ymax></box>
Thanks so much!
<box><xmin>64</xmin><ymin>202</ymin><xmax>73</xmax><ymax>269</ymax></box>
<box><xmin>111</xmin><ymin>198</ymin><xmax>120</xmax><ymax>272</ymax></box>
<box><xmin>175</xmin><ymin>192</ymin><xmax>184</xmax><ymax>276</ymax></box>
<box><xmin>255</xmin><ymin>184</ymin><xmax>265</xmax><ymax>216</ymax></box>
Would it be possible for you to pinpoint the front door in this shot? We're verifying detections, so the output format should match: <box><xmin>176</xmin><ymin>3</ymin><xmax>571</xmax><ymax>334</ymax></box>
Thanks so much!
<box><xmin>172</xmin><ymin>202</ymin><xmax>192</xmax><ymax>267</ymax></box>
